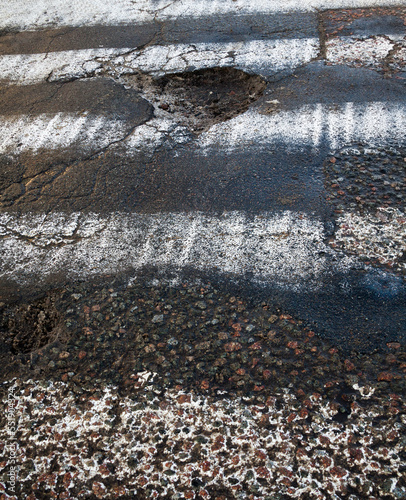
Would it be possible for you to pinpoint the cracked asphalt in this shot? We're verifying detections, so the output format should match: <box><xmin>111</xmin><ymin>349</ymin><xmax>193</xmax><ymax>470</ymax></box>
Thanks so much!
<box><xmin>0</xmin><ymin>2</ymin><xmax>405</xmax><ymax>499</ymax></box>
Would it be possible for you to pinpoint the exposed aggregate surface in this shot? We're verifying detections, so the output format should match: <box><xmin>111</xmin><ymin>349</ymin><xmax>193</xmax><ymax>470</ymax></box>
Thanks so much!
<box><xmin>324</xmin><ymin>145</ymin><xmax>406</xmax><ymax>274</ymax></box>
<box><xmin>1</xmin><ymin>281</ymin><xmax>405</xmax><ymax>499</ymax></box>
<box><xmin>1</xmin><ymin>375</ymin><xmax>405</xmax><ymax>499</ymax></box>
<box><xmin>323</xmin><ymin>7</ymin><xmax>406</xmax><ymax>76</ymax></box>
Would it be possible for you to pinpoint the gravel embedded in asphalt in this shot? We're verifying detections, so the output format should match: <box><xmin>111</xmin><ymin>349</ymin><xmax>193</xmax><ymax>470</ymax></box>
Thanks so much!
<box><xmin>0</xmin><ymin>5</ymin><xmax>406</xmax><ymax>498</ymax></box>
<box><xmin>324</xmin><ymin>144</ymin><xmax>406</xmax><ymax>275</ymax></box>
<box><xmin>1</xmin><ymin>375</ymin><xmax>405</xmax><ymax>499</ymax></box>
<box><xmin>1</xmin><ymin>279</ymin><xmax>405</xmax><ymax>399</ymax></box>
<box><xmin>0</xmin><ymin>278</ymin><xmax>405</xmax><ymax>498</ymax></box>
<box><xmin>324</xmin><ymin>145</ymin><xmax>406</xmax><ymax>216</ymax></box>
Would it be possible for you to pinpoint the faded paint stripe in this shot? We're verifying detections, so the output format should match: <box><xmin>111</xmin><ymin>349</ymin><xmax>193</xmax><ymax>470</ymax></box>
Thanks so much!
<box><xmin>1</xmin><ymin>103</ymin><xmax>405</xmax><ymax>155</ymax></box>
<box><xmin>0</xmin><ymin>211</ymin><xmax>355</xmax><ymax>290</ymax></box>
<box><xmin>0</xmin><ymin>114</ymin><xmax>127</xmax><ymax>154</ymax></box>
<box><xmin>0</xmin><ymin>48</ymin><xmax>128</xmax><ymax>85</ymax></box>
<box><xmin>0</xmin><ymin>0</ymin><xmax>403</xmax><ymax>30</ymax></box>
<box><xmin>326</xmin><ymin>35</ymin><xmax>406</xmax><ymax>68</ymax></box>
<box><xmin>195</xmin><ymin>103</ymin><xmax>406</xmax><ymax>152</ymax></box>
<box><xmin>0</xmin><ymin>39</ymin><xmax>319</xmax><ymax>85</ymax></box>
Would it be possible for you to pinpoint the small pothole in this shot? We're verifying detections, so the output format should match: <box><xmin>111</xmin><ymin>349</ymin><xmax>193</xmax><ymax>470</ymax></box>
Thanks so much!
<box><xmin>1</xmin><ymin>293</ymin><xmax>66</xmax><ymax>354</ymax></box>
<box><xmin>123</xmin><ymin>67</ymin><xmax>267</xmax><ymax>132</ymax></box>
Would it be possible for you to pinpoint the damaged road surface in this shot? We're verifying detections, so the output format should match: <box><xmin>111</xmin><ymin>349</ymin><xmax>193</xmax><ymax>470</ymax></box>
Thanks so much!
<box><xmin>1</xmin><ymin>32</ymin><xmax>405</xmax><ymax>347</ymax></box>
<box><xmin>0</xmin><ymin>1</ymin><xmax>406</xmax><ymax>499</ymax></box>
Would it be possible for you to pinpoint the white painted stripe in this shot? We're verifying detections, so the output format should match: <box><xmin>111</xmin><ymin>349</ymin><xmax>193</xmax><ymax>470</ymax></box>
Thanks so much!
<box><xmin>0</xmin><ymin>0</ymin><xmax>403</xmax><ymax>30</ymax></box>
<box><xmin>0</xmin><ymin>48</ymin><xmax>127</xmax><ymax>85</ymax></box>
<box><xmin>0</xmin><ymin>211</ymin><xmax>355</xmax><ymax>290</ymax></box>
<box><xmin>1</xmin><ymin>102</ymin><xmax>405</xmax><ymax>156</ymax></box>
<box><xmin>130</xmin><ymin>102</ymin><xmax>406</xmax><ymax>152</ymax></box>
<box><xmin>0</xmin><ymin>114</ymin><xmax>127</xmax><ymax>154</ymax></box>
<box><xmin>326</xmin><ymin>35</ymin><xmax>406</xmax><ymax>68</ymax></box>
<box><xmin>113</xmin><ymin>38</ymin><xmax>318</xmax><ymax>78</ymax></box>
<box><xmin>196</xmin><ymin>103</ymin><xmax>406</xmax><ymax>152</ymax></box>
<box><xmin>0</xmin><ymin>39</ymin><xmax>319</xmax><ymax>84</ymax></box>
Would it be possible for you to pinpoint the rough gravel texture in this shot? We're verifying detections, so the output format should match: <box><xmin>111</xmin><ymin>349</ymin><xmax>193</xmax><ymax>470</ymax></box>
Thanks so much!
<box><xmin>0</xmin><ymin>280</ymin><xmax>405</xmax><ymax>499</ymax></box>
<box><xmin>1</xmin><ymin>376</ymin><xmax>405</xmax><ymax>499</ymax></box>
<box><xmin>1</xmin><ymin>6</ymin><xmax>406</xmax><ymax>500</ymax></box>
<box><xmin>324</xmin><ymin>144</ymin><xmax>406</xmax><ymax>275</ymax></box>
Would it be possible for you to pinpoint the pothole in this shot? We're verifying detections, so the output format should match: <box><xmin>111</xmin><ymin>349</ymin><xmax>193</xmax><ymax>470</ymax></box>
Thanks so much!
<box><xmin>122</xmin><ymin>67</ymin><xmax>267</xmax><ymax>133</ymax></box>
<box><xmin>0</xmin><ymin>293</ymin><xmax>66</xmax><ymax>354</ymax></box>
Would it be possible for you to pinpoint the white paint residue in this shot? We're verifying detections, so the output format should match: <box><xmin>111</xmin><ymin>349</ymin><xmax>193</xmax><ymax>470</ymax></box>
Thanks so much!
<box><xmin>392</xmin><ymin>45</ymin><xmax>406</xmax><ymax>71</ymax></box>
<box><xmin>0</xmin><ymin>0</ymin><xmax>402</xmax><ymax>30</ymax></box>
<box><xmin>326</xmin><ymin>35</ymin><xmax>405</xmax><ymax>68</ymax></box>
<box><xmin>197</xmin><ymin>103</ymin><xmax>406</xmax><ymax>153</ymax></box>
<box><xmin>0</xmin><ymin>39</ymin><xmax>318</xmax><ymax>84</ymax></box>
<box><xmin>116</xmin><ymin>38</ymin><xmax>318</xmax><ymax>77</ymax></box>
<box><xmin>1</xmin><ymin>103</ymin><xmax>405</xmax><ymax>156</ymax></box>
<box><xmin>0</xmin><ymin>114</ymin><xmax>126</xmax><ymax>154</ymax></box>
<box><xmin>0</xmin><ymin>48</ymin><xmax>125</xmax><ymax>85</ymax></box>
<box><xmin>1</xmin><ymin>378</ymin><xmax>404</xmax><ymax>499</ymax></box>
<box><xmin>333</xmin><ymin>208</ymin><xmax>406</xmax><ymax>269</ymax></box>
<box><xmin>0</xmin><ymin>211</ymin><xmax>356</xmax><ymax>290</ymax></box>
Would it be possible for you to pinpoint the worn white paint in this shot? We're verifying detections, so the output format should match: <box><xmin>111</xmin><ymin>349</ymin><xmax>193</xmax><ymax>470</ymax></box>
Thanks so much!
<box><xmin>1</xmin><ymin>103</ymin><xmax>405</xmax><ymax>156</ymax></box>
<box><xmin>0</xmin><ymin>211</ymin><xmax>355</xmax><ymax>290</ymax></box>
<box><xmin>0</xmin><ymin>39</ymin><xmax>318</xmax><ymax>85</ymax></box>
<box><xmin>2</xmin><ymin>378</ymin><xmax>403</xmax><ymax>499</ymax></box>
<box><xmin>112</xmin><ymin>38</ymin><xmax>318</xmax><ymax>77</ymax></box>
<box><xmin>125</xmin><ymin>117</ymin><xmax>192</xmax><ymax>152</ymax></box>
<box><xmin>0</xmin><ymin>113</ymin><xmax>127</xmax><ymax>154</ymax></box>
<box><xmin>332</xmin><ymin>208</ymin><xmax>406</xmax><ymax>270</ymax></box>
<box><xmin>326</xmin><ymin>35</ymin><xmax>406</xmax><ymax>68</ymax></box>
<box><xmin>196</xmin><ymin>103</ymin><xmax>406</xmax><ymax>152</ymax></box>
<box><xmin>0</xmin><ymin>48</ymin><xmax>127</xmax><ymax>85</ymax></box>
<box><xmin>0</xmin><ymin>0</ymin><xmax>403</xmax><ymax>30</ymax></box>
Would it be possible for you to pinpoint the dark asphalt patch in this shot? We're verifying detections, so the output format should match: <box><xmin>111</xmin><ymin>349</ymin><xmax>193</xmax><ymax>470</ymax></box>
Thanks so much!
<box><xmin>274</xmin><ymin>271</ymin><xmax>406</xmax><ymax>351</ymax></box>
<box><xmin>0</xmin><ymin>77</ymin><xmax>153</xmax><ymax>117</ymax></box>
<box><xmin>262</xmin><ymin>61</ymin><xmax>406</xmax><ymax>109</ymax></box>
<box><xmin>0</xmin><ymin>12</ymin><xmax>318</xmax><ymax>55</ymax></box>
<box><xmin>321</xmin><ymin>6</ymin><xmax>406</xmax><ymax>38</ymax></box>
<box><xmin>0</xmin><ymin>144</ymin><xmax>327</xmax><ymax>214</ymax></box>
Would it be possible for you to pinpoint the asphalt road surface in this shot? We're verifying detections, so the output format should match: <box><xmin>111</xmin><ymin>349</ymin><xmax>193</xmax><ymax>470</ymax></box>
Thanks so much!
<box><xmin>0</xmin><ymin>1</ymin><xmax>405</xmax><ymax>499</ymax></box>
